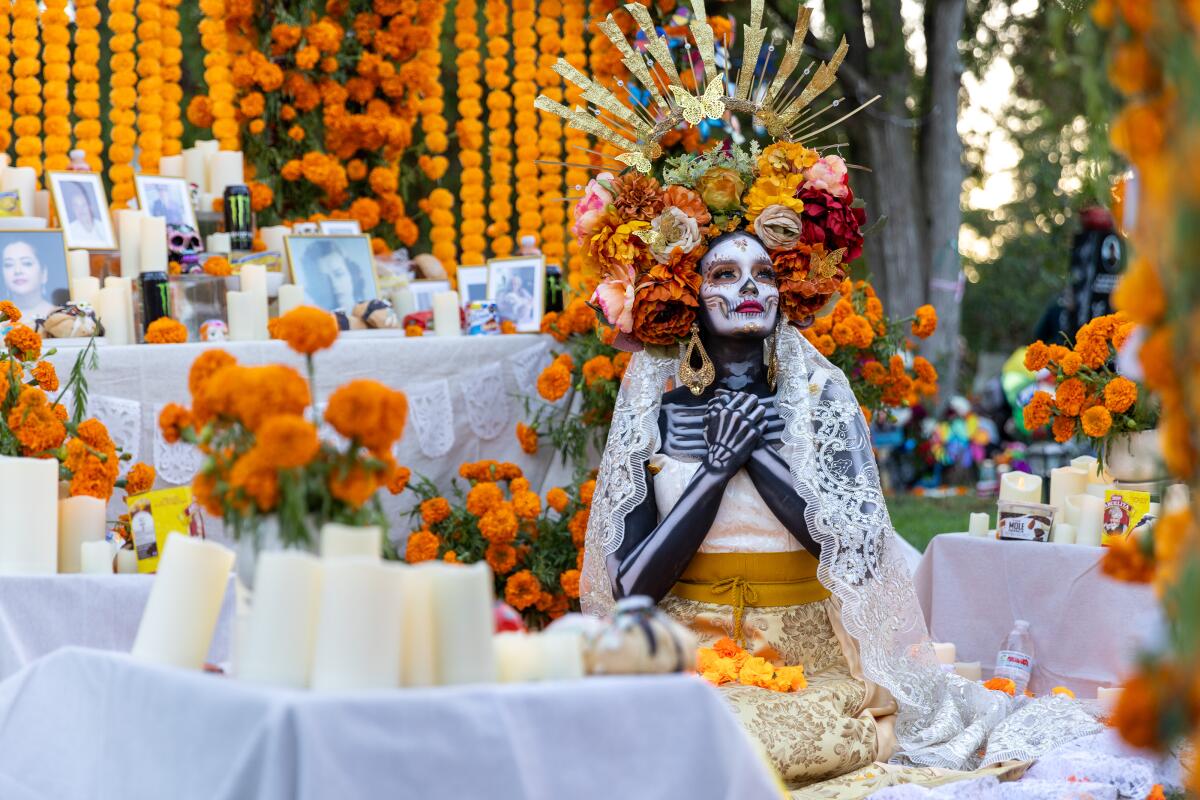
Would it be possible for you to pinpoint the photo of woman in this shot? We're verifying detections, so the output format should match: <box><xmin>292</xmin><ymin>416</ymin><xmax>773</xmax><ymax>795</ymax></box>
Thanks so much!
<box><xmin>0</xmin><ymin>231</ymin><xmax>70</xmax><ymax>322</ymax></box>
<box><xmin>286</xmin><ymin>235</ymin><xmax>379</xmax><ymax>313</ymax></box>
<box><xmin>486</xmin><ymin>256</ymin><xmax>544</xmax><ymax>332</ymax></box>
<box><xmin>48</xmin><ymin>172</ymin><xmax>117</xmax><ymax>250</ymax></box>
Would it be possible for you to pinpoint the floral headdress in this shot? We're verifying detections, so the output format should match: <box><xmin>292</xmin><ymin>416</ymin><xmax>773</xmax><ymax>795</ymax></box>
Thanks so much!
<box><xmin>537</xmin><ymin>0</ymin><xmax>875</xmax><ymax>349</ymax></box>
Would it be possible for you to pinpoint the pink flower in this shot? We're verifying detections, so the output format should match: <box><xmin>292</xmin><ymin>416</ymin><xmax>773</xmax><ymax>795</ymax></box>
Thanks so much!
<box><xmin>802</xmin><ymin>156</ymin><xmax>849</xmax><ymax>198</ymax></box>
<box><xmin>571</xmin><ymin>173</ymin><xmax>616</xmax><ymax>240</ymax></box>
<box><xmin>591</xmin><ymin>265</ymin><xmax>636</xmax><ymax>333</ymax></box>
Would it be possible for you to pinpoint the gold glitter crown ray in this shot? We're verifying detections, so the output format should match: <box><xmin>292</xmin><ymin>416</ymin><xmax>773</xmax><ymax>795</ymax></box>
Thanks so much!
<box><xmin>535</xmin><ymin>0</ymin><xmax>870</xmax><ymax>173</ymax></box>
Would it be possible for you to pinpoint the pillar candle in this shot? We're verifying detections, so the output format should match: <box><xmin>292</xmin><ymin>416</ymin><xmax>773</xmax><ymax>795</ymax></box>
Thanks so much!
<box><xmin>239</xmin><ymin>551</ymin><xmax>323</xmax><ymax>688</ymax></box>
<box><xmin>96</xmin><ymin>285</ymin><xmax>131</xmax><ymax>345</ymax></box>
<box><xmin>390</xmin><ymin>285</ymin><xmax>415</xmax><ymax>318</ymax></box>
<box><xmin>207</xmin><ymin>232</ymin><xmax>231</xmax><ymax>255</ymax></box>
<box><xmin>494</xmin><ymin>633</ymin><xmax>543</xmax><ymax>683</ymax></box>
<box><xmin>57</xmin><ymin>495</ymin><xmax>107</xmax><ymax>573</ymax></box>
<box><xmin>431</xmin><ymin>562</ymin><xmax>496</xmax><ymax>685</ymax></box>
<box><xmin>1051</xmin><ymin>522</ymin><xmax>1076</xmax><ymax>545</ymax></box>
<box><xmin>117</xmin><ymin>209</ymin><xmax>145</xmax><ymax>278</ymax></box>
<box><xmin>954</xmin><ymin>661</ymin><xmax>982</xmax><ymax>681</ymax></box>
<box><xmin>70</xmin><ymin>276</ymin><xmax>100</xmax><ymax>307</ymax></box>
<box><xmin>115</xmin><ymin>547</ymin><xmax>138</xmax><ymax>574</ymax></box>
<box><xmin>1097</xmin><ymin>686</ymin><xmax>1124</xmax><ymax>715</ymax></box>
<box><xmin>140</xmin><ymin>214</ymin><xmax>168</xmax><ymax>272</ymax></box>
<box><xmin>183</xmin><ymin>148</ymin><xmax>207</xmax><ymax>192</ymax></box>
<box><xmin>80</xmin><ymin>540</ymin><xmax>114</xmax><ymax>574</ymax></box>
<box><xmin>320</xmin><ymin>524</ymin><xmax>382</xmax><ymax>560</ymax></box>
<box><xmin>310</xmin><ymin>558</ymin><xmax>404</xmax><ymax>691</ymax></box>
<box><xmin>1049</xmin><ymin>466</ymin><xmax>1088</xmax><ymax>515</ymax></box>
<box><xmin>932</xmin><ymin>642</ymin><xmax>956</xmax><ymax>665</ymax></box>
<box><xmin>0</xmin><ymin>455</ymin><xmax>58</xmax><ymax>574</ymax></box>
<box><xmin>239</xmin><ymin>263</ymin><xmax>267</xmax><ymax>297</ymax></box>
<box><xmin>0</xmin><ymin>166</ymin><xmax>36</xmax><ymax>216</ymax></box>
<box><xmin>67</xmin><ymin>249</ymin><xmax>91</xmax><ymax>280</ymax></box>
<box><xmin>131</xmin><ymin>533</ymin><xmax>235</xmax><ymax>670</ymax></box>
<box><xmin>277</xmin><ymin>284</ymin><xmax>304</xmax><ymax>315</ymax></box>
<box><xmin>1074</xmin><ymin>495</ymin><xmax>1105</xmax><ymax>546</ymax></box>
<box><xmin>103</xmin><ymin>276</ymin><xmax>136</xmax><ymax>342</ymax></box>
<box><xmin>400</xmin><ymin>564</ymin><xmax>437</xmax><ymax>687</ymax></box>
<box><xmin>1071</xmin><ymin>455</ymin><xmax>1098</xmax><ymax>479</ymax></box>
<box><xmin>999</xmin><ymin>471</ymin><xmax>1042</xmax><ymax>505</ymax></box>
<box><xmin>1086</xmin><ymin>482</ymin><xmax>1116</xmax><ymax>499</ymax></box>
<box><xmin>225</xmin><ymin>290</ymin><xmax>255</xmax><ymax>341</ymax></box>
<box><xmin>432</xmin><ymin>291</ymin><xmax>461</xmax><ymax>336</ymax></box>
<box><xmin>540</xmin><ymin>632</ymin><xmax>585</xmax><ymax>680</ymax></box>
<box><xmin>1064</xmin><ymin>495</ymin><xmax>1083</xmax><ymax>526</ymax></box>
<box><xmin>1164</xmin><ymin>483</ymin><xmax>1190</xmax><ymax>513</ymax></box>
<box><xmin>968</xmin><ymin>512</ymin><xmax>989</xmax><ymax>538</ymax></box>
<box><xmin>159</xmin><ymin>155</ymin><xmax>184</xmax><ymax>178</ymax></box>
<box><xmin>195</xmin><ymin>139</ymin><xmax>219</xmax><ymax>159</ymax></box>
<box><xmin>208</xmin><ymin>151</ymin><xmax>244</xmax><ymax>197</ymax></box>
<box><xmin>258</xmin><ymin>225</ymin><xmax>290</xmax><ymax>260</ymax></box>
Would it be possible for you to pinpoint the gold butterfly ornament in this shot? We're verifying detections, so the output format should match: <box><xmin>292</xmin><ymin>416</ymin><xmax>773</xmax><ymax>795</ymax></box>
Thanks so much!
<box><xmin>670</xmin><ymin>80</ymin><xmax>726</xmax><ymax>126</ymax></box>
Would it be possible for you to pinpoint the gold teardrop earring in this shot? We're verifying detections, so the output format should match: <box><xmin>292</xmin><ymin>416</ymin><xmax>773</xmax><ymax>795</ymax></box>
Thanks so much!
<box><xmin>677</xmin><ymin>324</ymin><xmax>715</xmax><ymax>396</ymax></box>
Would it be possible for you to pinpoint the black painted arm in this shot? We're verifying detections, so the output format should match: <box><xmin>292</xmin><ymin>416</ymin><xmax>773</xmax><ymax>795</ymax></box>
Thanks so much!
<box><xmin>743</xmin><ymin>445</ymin><xmax>820</xmax><ymax>557</ymax></box>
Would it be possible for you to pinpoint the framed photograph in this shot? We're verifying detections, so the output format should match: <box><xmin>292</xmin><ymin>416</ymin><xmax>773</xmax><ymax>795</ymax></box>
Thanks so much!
<box><xmin>456</xmin><ymin>265</ymin><xmax>489</xmax><ymax>308</ymax></box>
<box><xmin>47</xmin><ymin>172</ymin><xmax>117</xmax><ymax>250</ymax></box>
<box><xmin>134</xmin><ymin>174</ymin><xmax>198</xmax><ymax>231</ymax></box>
<box><xmin>410</xmin><ymin>279</ymin><xmax>452</xmax><ymax>313</ymax></box>
<box><xmin>487</xmin><ymin>255</ymin><xmax>545</xmax><ymax>332</ymax></box>
<box><xmin>285</xmin><ymin>234</ymin><xmax>379</xmax><ymax>312</ymax></box>
<box><xmin>318</xmin><ymin>219</ymin><xmax>362</xmax><ymax>235</ymax></box>
<box><xmin>292</xmin><ymin>222</ymin><xmax>320</xmax><ymax>235</ymax></box>
<box><xmin>0</xmin><ymin>229</ymin><xmax>70</xmax><ymax>322</ymax></box>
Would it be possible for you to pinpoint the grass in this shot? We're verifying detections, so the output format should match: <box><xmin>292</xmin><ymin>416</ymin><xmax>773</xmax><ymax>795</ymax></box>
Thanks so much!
<box><xmin>885</xmin><ymin>493</ymin><xmax>995</xmax><ymax>552</ymax></box>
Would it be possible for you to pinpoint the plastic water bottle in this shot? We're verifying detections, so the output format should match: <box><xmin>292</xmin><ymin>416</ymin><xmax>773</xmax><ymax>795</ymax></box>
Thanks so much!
<box><xmin>994</xmin><ymin>620</ymin><xmax>1035</xmax><ymax>693</ymax></box>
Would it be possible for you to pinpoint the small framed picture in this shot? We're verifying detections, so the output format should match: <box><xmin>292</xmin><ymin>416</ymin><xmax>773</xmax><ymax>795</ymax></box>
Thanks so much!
<box><xmin>318</xmin><ymin>219</ymin><xmax>362</xmax><ymax>235</ymax></box>
<box><xmin>47</xmin><ymin>172</ymin><xmax>117</xmax><ymax>250</ymax></box>
<box><xmin>487</xmin><ymin>255</ymin><xmax>545</xmax><ymax>332</ymax></box>
<box><xmin>457</xmin><ymin>264</ymin><xmax>489</xmax><ymax>308</ymax></box>
<box><xmin>292</xmin><ymin>222</ymin><xmax>320</xmax><ymax>235</ymax></box>
<box><xmin>134</xmin><ymin>175</ymin><xmax>198</xmax><ymax>231</ymax></box>
<box><xmin>285</xmin><ymin>234</ymin><xmax>379</xmax><ymax>312</ymax></box>
<box><xmin>0</xmin><ymin>229</ymin><xmax>70</xmax><ymax>322</ymax></box>
<box><xmin>411</xmin><ymin>279</ymin><xmax>452</xmax><ymax>312</ymax></box>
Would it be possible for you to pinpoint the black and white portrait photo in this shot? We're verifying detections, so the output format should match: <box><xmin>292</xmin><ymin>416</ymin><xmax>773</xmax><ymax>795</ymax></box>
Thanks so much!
<box><xmin>487</xmin><ymin>256</ymin><xmax>544</xmax><ymax>332</ymax></box>
<box><xmin>286</xmin><ymin>234</ymin><xmax>379</xmax><ymax>312</ymax></box>
<box><xmin>48</xmin><ymin>172</ymin><xmax>117</xmax><ymax>250</ymax></box>
<box><xmin>135</xmin><ymin>175</ymin><xmax>198</xmax><ymax>231</ymax></box>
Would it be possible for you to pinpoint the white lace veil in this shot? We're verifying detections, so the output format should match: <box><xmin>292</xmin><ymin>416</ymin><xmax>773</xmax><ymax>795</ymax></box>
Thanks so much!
<box><xmin>581</xmin><ymin>324</ymin><xmax>1102</xmax><ymax>770</ymax></box>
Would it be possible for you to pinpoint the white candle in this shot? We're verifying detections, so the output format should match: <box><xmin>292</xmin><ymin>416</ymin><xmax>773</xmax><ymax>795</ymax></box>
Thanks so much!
<box><xmin>494</xmin><ymin>633</ymin><xmax>543</xmax><ymax>683</ymax></box>
<box><xmin>432</xmin><ymin>291</ymin><xmax>462</xmax><ymax>336</ymax></box>
<box><xmin>207</xmin><ymin>232</ymin><xmax>231</xmax><ymax>255</ymax></box>
<box><xmin>96</xmin><ymin>285</ymin><xmax>130</xmax><ymax>345</ymax></box>
<box><xmin>1064</xmin><ymin>495</ymin><xmax>1083</xmax><ymax>527</ymax></box>
<box><xmin>239</xmin><ymin>263</ymin><xmax>267</xmax><ymax>297</ymax></box>
<box><xmin>139</xmin><ymin>214</ymin><xmax>168</xmax><ymax>272</ymax></box>
<box><xmin>320</xmin><ymin>524</ymin><xmax>382</xmax><ymax>560</ymax></box>
<box><xmin>115</xmin><ymin>547</ymin><xmax>138</xmax><ymax>574</ymax></box>
<box><xmin>277</xmin><ymin>283</ymin><xmax>304</xmax><ymax>315</ymax></box>
<box><xmin>105</xmin><ymin>276</ymin><xmax>136</xmax><ymax>341</ymax></box>
<box><xmin>225</xmin><ymin>290</ymin><xmax>255</xmax><ymax>341</ymax></box>
<box><xmin>1086</xmin><ymin>482</ymin><xmax>1117</xmax><ymax>499</ymax></box>
<box><xmin>391</xmin><ymin>286</ymin><xmax>415</xmax><ymax>318</ymax></box>
<box><xmin>195</xmin><ymin>139</ymin><xmax>219</xmax><ymax>159</ymax></box>
<box><xmin>159</xmin><ymin>154</ymin><xmax>184</xmax><ymax>178</ymax></box>
<box><xmin>183</xmin><ymin>147</ymin><xmax>207</xmax><ymax>192</ymax></box>
<box><xmin>954</xmin><ymin>661</ymin><xmax>982</xmax><ymax>681</ymax></box>
<box><xmin>968</xmin><ymin>512</ymin><xmax>989</xmax><ymax>538</ymax></box>
<box><xmin>0</xmin><ymin>165</ymin><xmax>36</xmax><ymax>216</ymax></box>
<box><xmin>1074</xmin><ymin>494</ymin><xmax>1105</xmax><ymax>547</ymax></box>
<box><xmin>258</xmin><ymin>225</ymin><xmax>290</xmax><ymax>260</ymax></box>
<box><xmin>131</xmin><ymin>533</ymin><xmax>235</xmax><ymax>669</ymax></box>
<box><xmin>540</xmin><ymin>632</ymin><xmax>585</xmax><ymax>680</ymax></box>
<box><xmin>117</xmin><ymin>209</ymin><xmax>145</xmax><ymax>278</ymax></box>
<box><xmin>33</xmin><ymin>189</ymin><xmax>50</xmax><ymax>222</ymax></box>
<box><xmin>1164</xmin><ymin>483</ymin><xmax>1190</xmax><ymax>513</ymax></box>
<box><xmin>431</xmin><ymin>562</ymin><xmax>496</xmax><ymax>685</ymax></box>
<box><xmin>67</xmin><ymin>249</ymin><xmax>91</xmax><ymax>280</ymax></box>
<box><xmin>1071</xmin><ymin>455</ymin><xmax>1098</xmax><ymax>479</ymax></box>
<box><xmin>932</xmin><ymin>642</ymin><xmax>957</xmax><ymax>665</ymax></box>
<box><xmin>999</xmin><ymin>471</ymin><xmax>1042</xmax><ymax>505</ymax></box>
<box><xmin>57</xmin><ymin>495</ymin><xmax>107</xmax><ymax>573</ymax></box>
<box><xmin>208</xmin><ymin>150</ymin><xmax>244</xmax><ymax>197</ymax></box>
<box><xmin>1097</xmin><ymin>686</ymin><xmax>1124</xmax><ymax>715</ymax></box>
<box><xmin>0</xmin><ymin>455</ymin><xmax>58</xmax><ymax>574</ymax></box>
<box><xmin>80</xmin><ymin>540</ymin><xmax>113</xmax><ymax>574</ymax></box>
<box><xmin>310</xmin><ymin>558</ymin><xmax>404</xmax><ymax>691</ymax></box>
<box><xmin>1049</xmin><ymin>466</ymin><xmax>1089</xmax><ymax>515</ymax></box>
<box><xmin>400</xmin><ymin>564</ymin><xmax>437</xmax><ymax>687</ymax></box>
<box><xmin>1051</xmin><ymin>522</ymin><xmax>1076</xmax><ymax>545</ymax></box>
<box><xmin>239</xmin><ymin>551</ymin><xmax>323</xmax><ymax>688</ymax></box>
<box><xmin>70</xmin><ymin>276</ymin><xmax>100</xmax><ymax>307</ymax></box>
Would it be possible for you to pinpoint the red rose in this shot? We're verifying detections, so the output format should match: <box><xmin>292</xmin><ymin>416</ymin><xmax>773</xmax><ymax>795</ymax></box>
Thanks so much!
<box><xmin>795</xmin><ymin>187</ymin><xmax>866</xmax><ymax>261</ymax></box>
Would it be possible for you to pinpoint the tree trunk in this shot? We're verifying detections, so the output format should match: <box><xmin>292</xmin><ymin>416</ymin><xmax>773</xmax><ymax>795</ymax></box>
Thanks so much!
<box><xmin>919</xmin><ymin>0</ymin><xmax>967</xmax><ymax>398</ymax></box>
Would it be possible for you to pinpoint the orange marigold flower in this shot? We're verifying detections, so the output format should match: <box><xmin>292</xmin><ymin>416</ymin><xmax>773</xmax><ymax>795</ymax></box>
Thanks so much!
<box><xmin>479</xmin><ymin>502</ymin><xmax>518</xmax><ymax>544</ymax></box>
<box><xmin>912</xmin><ymin>356</ymin><xmax>937</xmax><ymax>385</ymax></box>
<box><xmin>1104</xmin><ymin>376</ymin><xmax>1138</xmax><ymax>414</ymax></box>
<box><xmin>31</xmin><ymin>361</ymin><xmax>57</xmax><ymax>391</ymax></box>
<box><xmin>5</xmin><ymin>324</ymin><xmax>40</xmax><ymax>360</ymax></box>
<box><xmin>512</xmin><ymin>490</ymin><xmax>540</xmax><ymax>520</ymax></box>
<box><xmin>537</xmin><ymin>362</ymin><xmax>572</xmax><ymax>402</ymax></box>
<box><xmin>1111</xmin><ymin>671</ymin><xmax>1168</xmax><ymax>748</ymax></box>
<box><xmin>568</xmin><ymin>508</ymin><xmax>589</xmax><ymax>546</ymax></box>
<box><xmin>405</xmin><ymin>529</ymin><xmax>440</xmax><ymax>563</ymax></box>
<box><xmin>1054</xmin><ymin>377</ymin><xmax>1086</xmax><ymax>416</ymax></box>
<box><xmin>582</xmin><ymin>355</ymin><xmax>615</xmax><ymax>386</ymax></box>
<box><xmin>158</xmin><ymin>402</ymin><xmax>192</xmax><ymax>444</ymax></box>
<box><xmin>1047</xmin><ymin>344</ymin><xmax>1070</xmax><ymax>363</ymax></box>
<box><xmin>500</xmin><ymin>320</ymin><xmax>516</xmax><ymax>334</ymax></box>
<box><xmin>328</xmin><ymin>463</ymin><xmax>378</xmax><ymax>508</ymax></box>
<box><xmin>546</xmin><ymin>486</ymin><xmax>569</xmax><ymax>513</ymax></box>
<box><xmin>202</xmin><ymin>256</ymin><xmax>232</xmax><ymax>277</ymax></box>
<box><xmin>1101</xmin><ymin>531</ymin><xmax>1154</xmax><ymax>583</ymax></box>
<box><xmin>7</xmin><ymin>389</ymin><xmax>66</xmax><ymax>455</ymax></box>
<box><xmin>420</xmin><ymin>496</ymin><xmax>451</xmax><ymax>526</ymax></box>
<box><xmin>832</xmin><ymin>315</ymin><xmax>875</xmax><ymax>349</ymax></box>
<box><xmin>495</xmin><ymin>461</ymin><xmax>522</xmax><ymax>481</ymax></box>
<box><xmin>1075</xmin><ymin>333</ymin><xmax>1111</xmax><ymax>370</ymax></box>
<box><xmin>404</xmin><ymin>324</ymin><xmax>424</xmax><ymax>337</ymax></box>
<box><xmin>324</xmin><ymin>379</ymin><xmax>407</xmax><ymax>455</ymax></box>
<box><xmin>560</xmin><ymin>568</ymin><xmax>580</xmax><ymax>598</ymax></box>
<box><xmin>862</xmin><ymin>360</ymin><xmax>887</xmax><ymax>386</ymax></box>
<box><xmin>229</xmin><ymin>450</ymin><xmax>280</xmax><ymax>512</ymax></box>
<box><xmin>255</xmin><ymin>414</ymin><xmax>320</xmax><ymax>469</ymax></box>
<box><xmin>387</xmin><ymin>464</ymin><xmax>411</xmax><ymax>495</ymax></box>
<box><xmin>983</xmin><ymin>676</ymin><xmax>1016</xmax><ymax>696</ymax></box>
<box><xmin>485</xmin><ymin>542</ymin><xmax>517</xmax><ymax>574</ymax></box>
<box><xmin>515</xmin><ymin>421</ymin><xmax>538</xmax><ymax>454</ymax></box>
<box><xmin>188</xmin><ymin>348</ymin><xmax>237</xmax><ymax>397</ymax></box>
<box><xmin>0</xmin><ymin>300</ymin><xmax>19</xmax><ymax>322</ymax></box>
<box><xmin>504</xmin><ymin>569</ymin><xmax>542</xmax><ymax>610</ymax></box>
<box><xmin>466</xmin><ymin>481</ymin><xmax>504</xmax><ymax>516</ymax></box>
<box><xmin>1052</xmin><ymin>414</ymin><xmax>1076</xmax><ymax>443</ymax></box>
<box><xmin>125</xmin><ymin>463</ymin><xmax>156</xmax><ymax>495</ymax></box>
<box><xmin>443</xmin><ymin>550</ymin><xmax>458</xmax><ymax>564</ymax></box>
<box><xmin>1023</xmin><ymin>340</ymin><xmax>1050</xmax><ymax>372</ymax></box>
<box><xmin>1059</xmin><ymin>351</ymin><xmax>1082</xmax><ymax>376</ymax></box>
<box><xmin>911</xmin><ymin>304</ymin><xmax>937</xmax><ymax>339</ymax></box>
<box><xmin>274</xmin><ymin>305</ymin><xmax>338</xmax><ymax>355</ymax></box>
<box><xmin>1022</xmin><ymin>391</ymin><xmax>1054</xmax><ymax>430</ymax></box>
<box><xmin>1081</xmin><ymin>406</ymin><xmax>1112</xmax><ymax>438</ymax></box>
<box><xmin>144</xmin><ymin>317</ymin><xmax>188</xmax><ymax>344</ymax></box>
<box><xmin>579</xmin><ymin>479</ymin><xmax>595</xmax><ymax>506</ymax></box>
<box><xmin>510</xmin><ymin>477</ymin><xmax>531</xmax><ymax>493</ymax></box>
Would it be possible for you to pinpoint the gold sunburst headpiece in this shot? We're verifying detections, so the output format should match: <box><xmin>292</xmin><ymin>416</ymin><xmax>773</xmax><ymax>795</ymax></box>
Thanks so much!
<box><xmin>535</xmin><ymin>0</ymin><xmax>880</xmax><ymax>174</ymax></box>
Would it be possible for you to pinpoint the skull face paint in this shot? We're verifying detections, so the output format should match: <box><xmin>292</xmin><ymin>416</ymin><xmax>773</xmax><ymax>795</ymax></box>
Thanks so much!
<box><xmin>697</xmin><ymin>232</ymin><xmax>779</xmax><ymax>338</ymax></box>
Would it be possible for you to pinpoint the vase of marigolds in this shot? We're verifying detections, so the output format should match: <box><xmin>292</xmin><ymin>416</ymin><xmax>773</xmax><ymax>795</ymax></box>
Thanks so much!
<box><xmin>1020</xmin><ymin>312</ymin><xmax>1160</xmax><ymax>477</ymax></box>
<box><xmin>158</xmin><ymin>307</ymin><xmax>411</xmax><ymax>586</ymax></box>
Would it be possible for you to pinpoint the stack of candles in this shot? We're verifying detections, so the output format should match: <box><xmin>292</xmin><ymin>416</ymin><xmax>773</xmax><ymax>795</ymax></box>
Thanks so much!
<box><xmin>57</xmin><ymin>496</ymin><xmax>107</xmax><ymax>573</ymax></box>
<box><xmin>226</xmin><ymin>263</ymin><xmax>269</xmax><ymax>341</ymax></box>
<box><xmin>67</xmin><ymin>250</ymin><xmax>99</xmax><ymax>308</ymax></box>
<box><xmin>179</xmin><ymin>141</ymin><xmax>245</xmax><ymax>213</ymax></box>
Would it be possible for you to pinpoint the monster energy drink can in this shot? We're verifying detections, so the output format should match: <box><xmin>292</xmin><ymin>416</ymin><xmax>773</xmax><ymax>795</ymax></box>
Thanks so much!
<box><xmin>139</xmin><ymin>270</ymin><xmax>171</xmax><ymax>334</ymax></box>
<box><xmin>223</xmin><ymin>184</ymin><xmax>253</xmax><ymax>251</ymax></box>
<box><xmin>545</xmin><ymin>264</ymin><xmax>564</xmax><ymax>313</ymax></box>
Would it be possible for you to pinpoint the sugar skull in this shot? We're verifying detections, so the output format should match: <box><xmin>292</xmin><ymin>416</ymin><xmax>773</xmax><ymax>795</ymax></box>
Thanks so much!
<box><xmin>168</xmin><ymin>224</ymin><xmax>204</xmax><ymax>272</ymax></box>
<box><xmin>200</xmin><ymin>319</ymin><xmax>228</xmax><ymax>342</ymax></box>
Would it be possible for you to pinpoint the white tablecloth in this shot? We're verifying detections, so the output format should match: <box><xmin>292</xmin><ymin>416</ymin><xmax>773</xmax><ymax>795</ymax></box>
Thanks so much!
<box><xmin>913</xmin><ymin>534</ymin><xmax>1162</xmax><ymax>695</ymax></box>
<box><xmin>0</xmin><ymin>648</ymin><xmax>781</xmax><ymax>800</ymax></box>
<box><xmin>0</xmin><ymin>575</ymin><xmax>234</xmax><ymax>681</ymax></box>
<box><xmin>46</xmin><ymin>334</ymin><xmax>561</xmax><ymax>542</ymax></box>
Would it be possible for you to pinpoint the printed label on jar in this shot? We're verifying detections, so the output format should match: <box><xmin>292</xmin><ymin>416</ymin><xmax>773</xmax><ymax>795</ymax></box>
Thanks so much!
<box><xmin>994</xmin><ymin>650</ymin><xmax>1032</xmax><ymax>683</ymax></box>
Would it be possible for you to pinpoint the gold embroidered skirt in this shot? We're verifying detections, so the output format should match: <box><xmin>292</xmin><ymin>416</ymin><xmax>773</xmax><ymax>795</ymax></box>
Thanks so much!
<box><xmin>661</xmin><ymin>550</ymin><xmax>899</xmax><ymax>790</ymax></box>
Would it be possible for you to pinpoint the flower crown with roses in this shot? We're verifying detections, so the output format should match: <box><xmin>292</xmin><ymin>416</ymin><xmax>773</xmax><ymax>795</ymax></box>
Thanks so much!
<box><xmin>538</xmin><ymin>0</ymin><xmax>874</xmax><ymax>349</ymax></box>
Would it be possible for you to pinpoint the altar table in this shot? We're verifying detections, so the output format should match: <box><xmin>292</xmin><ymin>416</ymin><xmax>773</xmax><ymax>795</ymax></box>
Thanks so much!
<box><xmin>0</xmin><ymin>648</ymin><xmax>782</xmax><ymax>800</ymax></box>
<box><xmin>913</xmin><ymin>533</ymin><xmax>1162</xmax><ymax>696</ymax></box>
<box><xmin>0</xmin><ymin>575</ymin><xmax>235</xmax><ymax>681</ymax></box>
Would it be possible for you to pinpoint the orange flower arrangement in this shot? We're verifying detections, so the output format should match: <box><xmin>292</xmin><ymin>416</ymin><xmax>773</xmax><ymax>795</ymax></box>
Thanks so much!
<box><xmin>0</xmin><ymin>0</ymin><xmax>12</xmax><ymax>155</ymax></box>
<box><xmin>982</xmin><ymin>676</ymin><xmax>1017</xmax><ymax>696</ymax></box>
<box><xmin>144</xmin><ymin>317</ymin><xmax>187</xmax><ymax>344</ymax></box>
<box><xmin>272</xmin><ymin>305</ymin><xmax>338</xmax><ymax>355</ymax></box>
<box><xmin>5</xmin><ymin>324</ymin><xmax>40</xmax><ymax>360</ymax></box>
<box><xmin>134</xmin><ymin>0</ymin><xmax>164</xmax><ymax>173</ymax></box>
<box><xmin>11</xmin><ymin>0</ymin><xmax>41</xmax><ymax>176</ymax></box>
<box><xmin>40</xmin><ymin>0</ymin><xmax>71</xmax><ymax>173</ymax></box>
<box><xmin>71</xmin><ymin>0</ymin><xmax>103</xmax><ymax>170</ymax></box>
<box><xmin>106</xmin><ymin>0</ymin><xmax>138</xmax><ymax>206</ymax></box>
<box><xmin>159</xmin><ymin>0</ymin><xmax>183</xmax><ymax>157</ymax></box>
<box><xmin>484</xmin><ymin>0</ymin><xmax>514</xmax><ymax>256</ymax></box>
<box><xmin>31</xmin><ymin>361</ymin><xmax>56</xmax><ymax>391</ymax></box>
<box><xmin>697</xmin><ymin>638</ymin><xmax>807</xmax><ymax>692</ymax></box>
